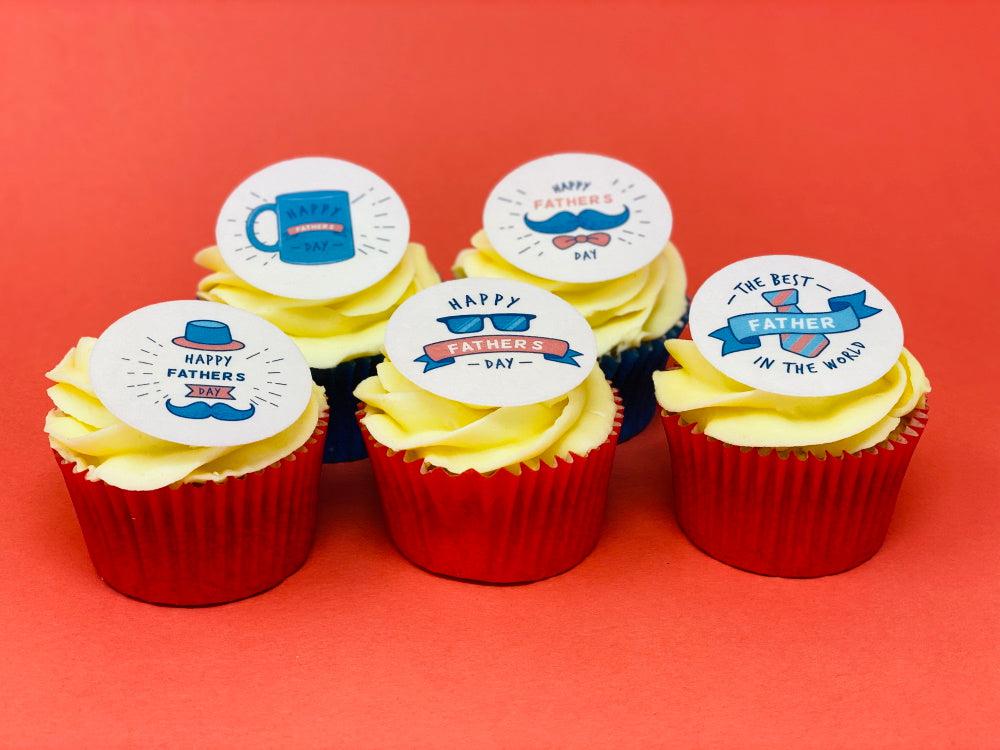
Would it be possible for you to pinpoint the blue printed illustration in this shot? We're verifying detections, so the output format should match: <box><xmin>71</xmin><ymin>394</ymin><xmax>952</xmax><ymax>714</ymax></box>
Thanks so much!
<box><xmin>414</xmin><ymin>308</ymin><xmax>582</xmax><ymax>371</ymax></box>
<box><xmin>710</xmin><ymin>289</ymin><xmax>882</xmax><ymax>359</ymax></box>
<box><xmin>171</xmin><ymin>319</ymin><xmax>245</xmax><ymax>352</ymax></box>
<box><xmin>435</xmin><ymin>312</ymin><xmax>537</xmax><ymax>334</ymax></box>
<box><xmin>165</xmin><ymin>320</ymin><xmax>256</xmax><ymax>421</ymax></box>
<box><xmin>246</xmin><ymin>190</ymin><xmax>355</xmax><ymax>265</ymax></box>
<box><xmin>164</xmin><ymin>400</ymin><xmax>256</xmax><ymax>421</ymax></box>
<box><xmin>523</xmin><ymin>206</ymin><xmax>630</xmax><ymax>250</ymax></box>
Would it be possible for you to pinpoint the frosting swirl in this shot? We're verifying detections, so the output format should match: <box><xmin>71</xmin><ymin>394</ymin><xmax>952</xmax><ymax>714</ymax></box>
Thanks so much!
<box><xmin>355</xmin><ymin>360</ymin><xmax>617</xmax><ymax>475</ymax></box>
<box><xmin>45</xmin><ymin>337</ymin><xmax>326</xmax><ymax>491</ymax></box>
<box><xmin>653</xmin><ymin>339</ymin><xmax>930</xmax><ymax>456</ymax></box>
<box><xmin>196</xmin><ymin>243</ymin><xmax>440</xmax><ymax>369</ymax></box>
<box><xmin>453</xmin><ymin>230</ymin><xmax>687</xmax><ymax>357</ymax></box>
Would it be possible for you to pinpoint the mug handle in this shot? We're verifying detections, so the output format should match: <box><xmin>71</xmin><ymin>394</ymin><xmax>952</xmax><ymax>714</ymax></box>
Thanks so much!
<box><xmin>245</xmin><ymin>203</ymin><xmax>280</xmax><ymax>252</ymax></box>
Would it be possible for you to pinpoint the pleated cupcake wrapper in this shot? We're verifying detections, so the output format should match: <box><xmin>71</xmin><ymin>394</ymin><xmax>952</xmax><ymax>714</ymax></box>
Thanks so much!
<box><xmin>358</xmin><ymin>394</ymin><xmax>623</xmax><ymax>584</ymax></box>
<box><xmin>660</xmin><ymin>407</ymin><xmax>928</xmax><ymax>578</ymax></box>
<box><xmin>599</xmin><ymin>305</ymin><xmax>688</xmax><ymax>444</ymax></box>
<box><xmin>312</xmin><ymin>354</ymin><xmax>382</xmax><ymax>463</ymax></box>
<box><xmin>54</xmin><ymin>417</ymin><xmax>328</xmax><ymax>606</ymax></box>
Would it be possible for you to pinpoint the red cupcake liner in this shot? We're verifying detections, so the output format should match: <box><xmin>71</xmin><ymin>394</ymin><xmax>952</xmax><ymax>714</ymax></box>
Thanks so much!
<box><xmin>54</xmin><ymin>417</ymin><xmax>327</xmax><ymax>606</ymax></box>
<box><xmin>660</xmin><ymin>407</ymin><xmax>928</xmax><ymax>577</ymax></box>
<box><xmin>358</xmin><ymin>394</ymin><xmax>623</xmax><ymax>584</ymax></box>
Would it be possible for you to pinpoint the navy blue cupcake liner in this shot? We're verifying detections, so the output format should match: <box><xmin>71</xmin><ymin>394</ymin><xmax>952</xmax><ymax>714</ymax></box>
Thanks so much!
<box><xmin>599</xmin><ymin>307</ymin><xmax>689</xmax><ymax>443</ymax></box>
<box><xmin>311</xmin><ymin>354</ymin><xmax>383</xmax><ymax>463</ymax></box>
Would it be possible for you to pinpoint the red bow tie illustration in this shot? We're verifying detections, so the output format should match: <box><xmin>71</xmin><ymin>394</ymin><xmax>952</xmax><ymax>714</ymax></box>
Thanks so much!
<box><xmin>552</xmin><ymin>232</ymin><xmax>611</xmax><ymax>250</ymax></box>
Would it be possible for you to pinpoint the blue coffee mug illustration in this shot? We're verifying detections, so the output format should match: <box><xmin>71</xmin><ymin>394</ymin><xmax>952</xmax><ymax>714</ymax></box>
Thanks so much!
<box><xmin>246</xmin><ymin>190</ymin><xmax>356</xmax><ymax>265</ymax></box>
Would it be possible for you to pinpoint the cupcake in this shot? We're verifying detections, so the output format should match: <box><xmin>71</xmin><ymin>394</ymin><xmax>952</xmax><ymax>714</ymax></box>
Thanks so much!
<box><xmin>654</xmin><ymin>255</ymin><xmax>930</xmax><ymax>577</ymax></box>
<box><xmin>44</xmin><ymin>301</ymin><xmax>327</xmax><ymax>605</ymax></box>
<box><xmin>197</xmin><ymin>157</ymin><xmax>439</xmax><ymax>463</ymax></box>
<box><xmin>355</xmin><ymin>278</ymin><xmax>622</xmax><ymax>583</ymax></box>
<box><xmin>454</xmin><ymin>153</ymin><xmax>687</xmax><ymax>442</ymax></box>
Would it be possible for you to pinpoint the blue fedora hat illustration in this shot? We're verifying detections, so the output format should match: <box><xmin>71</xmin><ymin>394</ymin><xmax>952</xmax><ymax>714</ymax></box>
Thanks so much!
<box><xmin>172</xmin><ymin>319</ymin><xmax>245</xmax><ymax>351</ymax></box>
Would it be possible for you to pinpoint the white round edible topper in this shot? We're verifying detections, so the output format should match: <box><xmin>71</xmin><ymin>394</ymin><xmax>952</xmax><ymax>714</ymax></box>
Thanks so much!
<box><xmin>482</xmin><ymin>153</ymin><xmax>672</xmax><ymax>283</ymax></box>
<box><xmin>688</xmin><ymin>255</ymin><xmax>904</xmax><ymax>397</ymax></box>
<box><xmin>384</xmin><ymin>279</ymin><xmax>598</xmax><ymax>407</ymax></box>
<box><xmin>215</xmin><ymin>157</ymin><xmax>410</xmax><ymax>300</ymax></box>
<box><xmin>90</xmin><ymin>301</ymin><xmax>314</xmax><ymax>447</ymax></box>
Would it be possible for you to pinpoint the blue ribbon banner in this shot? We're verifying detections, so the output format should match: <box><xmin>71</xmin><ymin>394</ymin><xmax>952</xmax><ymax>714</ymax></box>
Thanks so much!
<box><xmin>709</xmin><ymin>291</ymin><xmax>881</xmax><ymax>356</ymax></box>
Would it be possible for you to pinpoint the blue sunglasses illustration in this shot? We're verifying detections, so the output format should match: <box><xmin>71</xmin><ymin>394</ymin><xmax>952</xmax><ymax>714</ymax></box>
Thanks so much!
<box><xmin>436</xmin><ymin>313</ymin><xmax>537</xmax><ymax>334</ymax></box>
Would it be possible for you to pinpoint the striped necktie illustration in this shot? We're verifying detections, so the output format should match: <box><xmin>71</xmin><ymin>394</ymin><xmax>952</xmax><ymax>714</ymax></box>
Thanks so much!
<box><xmin>761</xmin><ymin>289</ymin><xmax>830</xmax><ymax>358</ymax></box>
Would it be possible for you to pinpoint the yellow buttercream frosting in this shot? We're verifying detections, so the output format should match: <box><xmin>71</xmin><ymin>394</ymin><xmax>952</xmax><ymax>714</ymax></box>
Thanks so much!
<box><xmin>653</xmin><ymin>339</ymin><xmax>930</xmax><ymax>457</ymax></box>
<box><xmin>453</xmin><ymin>230</ymin><xmax>687</xmax><ymax>357</ymax></box>
<box><xmin>44</xmin><ymin>337</ymin><xmax>326</xmax><ymax>491</ymax></box>
<box><xmin>195</xmin><ymin>243</ymin><xmax>440</xmax><ymax>369</ymax></box>
<box><xmin>355</xmin><ymin>360</ymin><xmax>617</xmax><ymax>475</ymax></box>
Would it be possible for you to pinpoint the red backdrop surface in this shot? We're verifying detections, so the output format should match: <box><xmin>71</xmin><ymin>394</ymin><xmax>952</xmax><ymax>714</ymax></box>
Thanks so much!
<box><xmin>2</xmin><ymin>2</ymin><xmax>998</xmax><ymax>747</ymax></box>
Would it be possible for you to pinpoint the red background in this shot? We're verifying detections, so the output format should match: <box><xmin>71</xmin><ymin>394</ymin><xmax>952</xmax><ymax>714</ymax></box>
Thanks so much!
<box><xmin>2</xmin><ymin>1</ymin><xmax>998</xmax><ymax>747</ymax></box>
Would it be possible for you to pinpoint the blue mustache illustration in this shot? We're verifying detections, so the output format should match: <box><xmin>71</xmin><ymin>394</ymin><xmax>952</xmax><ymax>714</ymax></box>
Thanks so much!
<box><xmin>165</xmin><ymin>400</ymin><xmax>257</xmax><ymax>421</ymax></box>
<box><xmin>523</xmin><ymin>207</ymin><xmax>630</xmax><ymax>234</ymax></box>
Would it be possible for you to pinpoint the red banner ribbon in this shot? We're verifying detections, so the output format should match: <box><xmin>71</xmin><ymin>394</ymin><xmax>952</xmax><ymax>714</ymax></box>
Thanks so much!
<box><xmin>423</xmin><ymin>335</ymin><xmax>569</xmax><ymax>361</ymax></box>
<box><xmin>184</xmin><ymin>384</ymin><xmax>235</xmax><ymax>400</ymax></box>
<box><xmin>286</xmin><ymin>222</ymin><xmax>344</xmax><ymax>236</ymax></box>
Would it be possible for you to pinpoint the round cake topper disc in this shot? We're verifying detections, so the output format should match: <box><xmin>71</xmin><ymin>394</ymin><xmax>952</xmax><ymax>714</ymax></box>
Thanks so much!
<box><xmin>385</xmin><ymin>279</ymin><xmax>598</xmax><ymax>407</ymax></box>
<box><xmin>215</xmin><ymin>157</ymin><xmax>410</xmax><ymax>300</ymax></box>
<box><xmin>90</xmin><ymin>301</ymin><xmax>314</xmax><ymax>447</ymax></box>
<box><xmin>482</xmin><ymin>153</ymin><xmax>672</xmax><ymax>283</ymax></box>
<box><xmin>689</xmin><ymin>255</ymin><xmax>904</xmax><ymax>397</ymax></box>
